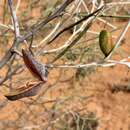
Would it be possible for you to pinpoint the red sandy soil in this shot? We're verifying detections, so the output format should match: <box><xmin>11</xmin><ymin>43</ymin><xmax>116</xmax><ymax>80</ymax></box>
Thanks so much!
<box><xmin>0</xmin><ymin>1</ymin><xmax>130</xmax><ymax>130</ymax></box>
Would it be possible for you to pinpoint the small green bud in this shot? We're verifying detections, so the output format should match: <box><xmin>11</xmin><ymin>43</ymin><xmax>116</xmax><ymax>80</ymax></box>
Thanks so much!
<box><xmin>99</xmin><ymin>30</ymin><xmax>114</xmax><ymax>57</ymax></box>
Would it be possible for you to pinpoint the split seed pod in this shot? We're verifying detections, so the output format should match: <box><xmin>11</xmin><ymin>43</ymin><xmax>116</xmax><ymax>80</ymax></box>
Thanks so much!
<box><xmin>99</xmin><ymin>30</ymin><xmax>114</xmax><ymax>57</ymax></box>
<box><xmin>4</xmin><ymin>50</ymin><xmax>49</xmax><ymax>101</ymax></box>
<box><xmin>5</xmin><ymin>82</ymin><xmax>43</xmax><ymax>101</ymax></box>
<box><xmin>22</xmin><ymin>49</ymin><xmax>48</xmax><ymax>82</ymax></box>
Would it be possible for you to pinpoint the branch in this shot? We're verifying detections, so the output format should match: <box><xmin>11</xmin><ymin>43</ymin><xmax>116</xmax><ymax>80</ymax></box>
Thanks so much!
<box><xmin>0</xmin><ymin>0</ymin><xmax>74</xmax><ymax>69</ymax></box>
<box><xmin>47</xmin><ymin>7</ymin><xmax>104</xmax><ymax>45</ymax></box>
<box><xmin>8</xmin><ymin>0</ymin><xmax>20</xmax><ymax>38</ymax></box>
<box><xmin>51</xmin><ymin>22</ymin><xmax>93</xmax><ymax>63</ymax></box>
<box><xmin>51</xmin><ymin>7</ymin><xmax>104</xmax><ymax>63</ymax></box>
<box><xmin>0</xmin><ymin>65</ymin><xmax>23</xmax><ymax>85</ymax></box>
<box><xmin>46</xmin><ymin>56</ymin><xmax>130</xmax><ymax>69</ymax></box>
<box><xmin>19</xmin><ymin>0</ymin><xmax>75</xmax><ymax>42</ymax></box>
<box><xmin>0</xmin><ymin>0</ymin><xmax>20</xmax><ymax>69</ymax></box>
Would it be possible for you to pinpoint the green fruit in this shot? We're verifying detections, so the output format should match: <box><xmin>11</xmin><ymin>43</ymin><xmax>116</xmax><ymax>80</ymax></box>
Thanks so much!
<box><xmin>99</xmin><ymin>30</ymin><xmax>114</xmax><ymax>57</ymax></box>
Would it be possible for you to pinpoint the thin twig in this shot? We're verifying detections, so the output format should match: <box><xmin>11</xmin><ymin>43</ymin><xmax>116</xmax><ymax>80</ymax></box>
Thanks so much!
<box><xmin>105</xmin><ymin>20</ymin><xmax>130</xmax><ymax>60</ymax></box>
<box><xmin>47</xmin><ymin>7</ymin><xmax>104</xmax><ymax>45</ymax></box>
<box><xmin>8</xmin><ymin>0</ymin><xmax>20</xmax><ymax>38</ymax></box>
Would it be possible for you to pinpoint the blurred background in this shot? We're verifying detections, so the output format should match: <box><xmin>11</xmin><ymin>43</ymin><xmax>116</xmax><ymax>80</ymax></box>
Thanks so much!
<box><xmin>0</xmin><ymin>0</ymin><xmax>130</xmax><ymax>130</ymax></box>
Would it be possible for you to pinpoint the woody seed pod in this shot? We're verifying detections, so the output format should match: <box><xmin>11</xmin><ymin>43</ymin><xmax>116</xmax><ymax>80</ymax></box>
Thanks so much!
<box><xmin>22</xmin><ymin>49</ymin><xmax>48</xmax><ymax>82</ymax></box>
<box><xmin>5</xmin><ymin>82</ymin><xmax>43</xmax><ymax>101</ymax></box>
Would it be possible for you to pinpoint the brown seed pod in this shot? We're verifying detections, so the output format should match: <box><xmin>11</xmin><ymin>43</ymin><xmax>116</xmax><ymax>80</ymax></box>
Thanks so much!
<box><xmin>99</xmin><ymin>30</ymin><xmax>114</xmax><ymax>57</ymax></box>
<box><xmin>5</xmin><ymin>81</ymin><xmax>43</xmax><ymax>101</ymax></box>
<box><xmin>22</xmin><ymin>49</ymin><xmax>48</xmax><ymax>82</ymax></box>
